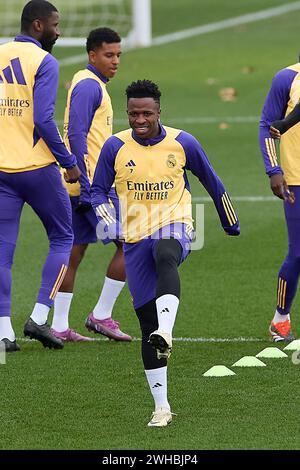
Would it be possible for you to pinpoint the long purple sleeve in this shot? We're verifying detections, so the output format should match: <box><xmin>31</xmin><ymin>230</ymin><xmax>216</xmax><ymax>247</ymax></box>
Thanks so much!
<box><xmin>259</xmin><ymin>68</ymin><xmax>297</xmax><ymax>176</ymax></box>
<box><xmin>91</xmin><ymin>136</ymin><xmax>124</xmax><ymax>238</ymax></box>
<box><xmin>176</xmin><ymin>131</ymin><xmax>240</xmax><ymax>235</ymax></box>
<box><xmin>33</xmin><ymin>54</ymin><xmax>77</xmax><ymax>168</ymax></box>
<box><xmin>68</xmin><ymin>79</ymin><xmax>102</xmax><ymax>199</ymax></box>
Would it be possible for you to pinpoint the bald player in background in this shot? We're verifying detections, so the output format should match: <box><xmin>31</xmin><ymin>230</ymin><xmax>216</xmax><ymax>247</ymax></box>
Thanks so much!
<box><xmin>0</xmin><ymin>0</ymin><xmax>80</xmax><ymax>352</ymax></box>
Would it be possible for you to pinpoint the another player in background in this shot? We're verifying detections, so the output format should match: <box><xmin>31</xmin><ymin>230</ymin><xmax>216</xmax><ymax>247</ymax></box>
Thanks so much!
<box><xmin>269</xmin><ymin>100</ymin><xmax>300</xmax><ymax>139</ymax></box>
<box><xmin>91</xmin><ymin>80</ymin><xmax>240</xmax><ymax>426</ymax></box>
<box><xmin>259</xmin><ymin>59</ymin><xmax>300</xmax><ymax>342</ymax></box>
<box><xmin>50</xmin><ymin>27</ymin><xmax>131</xmax><ymax>342</ymax></box>
<box><xmin>0</xmin><ymin>0</ymin><xmax>80</xmax><ymax>352</ymax></box>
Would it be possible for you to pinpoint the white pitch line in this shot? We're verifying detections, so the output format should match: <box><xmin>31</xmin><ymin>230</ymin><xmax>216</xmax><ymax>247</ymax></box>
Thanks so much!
<box><xmin>58</xmin><ymin>53</ymin><xmax>87</xmax><ymax>67</ymax></box>
<box><xmin>151</xmin><ymin>2</ymin><xmax>300</xmax><ymax>46</ymax></box>
<box><xmin>16</xmin><ymin>336</ymin><xmax>263</xmax><ymax>343</ymax></box>
<box><xmin>193</xmin><ymin>196</ymin><xmax>279</xmax><ymax>202</ymax></box>
<box><xmin>55</xmin><ymin>112</ymin><xmax>275</xmax><ymax>204</ymax></box>
<box><xmin>56</xmin><ymin>116</ymin><xmax>260</xmax><ymax>126</ymax></box>
<box><xmin>167</xmin><ymin>116</ymin><xmax>260</xmax><ymax>124</ymax></box>
<box><xmin>58</xmin><ymin>2</ymin><xmax>300</xmax><ymax>66</ymax></box>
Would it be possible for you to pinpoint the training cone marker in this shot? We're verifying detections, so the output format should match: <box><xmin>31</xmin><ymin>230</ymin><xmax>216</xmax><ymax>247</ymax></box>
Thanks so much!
<box><xmin>232</xmin><ymin>356</ymin><xmax>266</xmax><ymax>367</ymax></box>
<box><xmin>283</xmin><ymin>339</ymin><xmax>300</xmax><ymax>351</ymax></box>
<box><xmin>256</xmin><ymin>347</ymin><xmax>288</xmax><ymax>358</ymax></box>
<box><xmin>203</xmin><ymin>365</ymin><xmax>236</xmax><ymax>377</ymax></box>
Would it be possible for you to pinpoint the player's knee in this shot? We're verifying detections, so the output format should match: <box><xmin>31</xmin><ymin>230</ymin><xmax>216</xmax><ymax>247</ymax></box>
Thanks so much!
<box><xmin>0</xmin><ymin>240</ymin><xmax>15</xmax><ymax>268</ymax></box>
<box><xmin>154</xmin><ymin>239</ymin><xmax>182</xmax><ymax>268</ymax></box>
<box><xmin>70</xmin><ymin>245</ymin><xmax>88</xmax><ymax>266</ymax></box>
<box><xmin>49</xmin><ymin>232</ymin><xmax>74</xmax><ymax>253</ymax></box>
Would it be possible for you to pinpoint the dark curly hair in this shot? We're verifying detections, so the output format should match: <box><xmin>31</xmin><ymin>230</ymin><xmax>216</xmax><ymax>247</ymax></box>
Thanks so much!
<box><xmin>86</xmin><ymin>27</ymin><xmax>121</xmax><ymax>53</ymax></box>
<box><xmin>126</xmin><ymin>80</ymin><xmax>161</xmax><ymax>104</ymax></box>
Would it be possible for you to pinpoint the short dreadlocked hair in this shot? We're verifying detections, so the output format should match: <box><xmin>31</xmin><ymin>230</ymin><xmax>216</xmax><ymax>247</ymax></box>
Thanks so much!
<box><xmin>126</xmin><ymin>80</ymin><xmax>161</xmax><ymax>104</ymax></box>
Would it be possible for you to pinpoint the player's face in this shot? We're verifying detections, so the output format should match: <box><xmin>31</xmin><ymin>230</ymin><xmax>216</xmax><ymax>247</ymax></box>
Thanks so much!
<box><xmin>89</xmin><ymin>43</ymin><xmax>121</xmax><ymax>79</ymax></box>
<box><xmin>127</xmin><ymin>98</ymin><xmax>161</xmax><ymax>139</ymax></box>
<box><xmin>40</xmin><ymin>11</ymin><xmax>60</xmax><ymax>53</ymax></box>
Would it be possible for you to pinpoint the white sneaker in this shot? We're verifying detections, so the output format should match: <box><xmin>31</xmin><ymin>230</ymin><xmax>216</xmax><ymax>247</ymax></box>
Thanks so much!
<box><xmin>148</xmin><ymin>407</ymin><xmax>173</xmax><ymax>427</ymax></box>
<box><xmin>149</xmin><ymin>330</ymin><xmax>172</xmax><ymax>359</ymax></box>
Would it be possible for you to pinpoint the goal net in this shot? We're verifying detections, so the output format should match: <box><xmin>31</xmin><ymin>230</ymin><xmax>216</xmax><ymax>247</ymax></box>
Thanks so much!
<box><xmin>0</xmin><ymin>0</ymin><xmax>151</xmax><ymax>48</ymax></box>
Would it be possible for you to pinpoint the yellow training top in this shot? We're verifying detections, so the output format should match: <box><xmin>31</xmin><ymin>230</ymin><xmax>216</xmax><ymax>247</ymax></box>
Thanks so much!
<box><xmin>63</xmin><ymin>66</ymin><xmax>113</xmax><ymax>196</ymax></box>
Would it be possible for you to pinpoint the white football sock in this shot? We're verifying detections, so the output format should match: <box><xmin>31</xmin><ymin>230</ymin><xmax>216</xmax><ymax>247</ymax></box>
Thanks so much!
<box><xmin>30</xmin><ymin>303</ymin><xmax>50</xmax><ymax>325</ymax></box>
<box><xmin>51</xmin><ymin>292</ymin><xmax>73</xmax><ymax>332</ymax></box>
<box><xmin>273</xmin><ymin>310</ymin><xmax>290</xmax><ymax>323</ymax></box>
<box><xmin>93</xmin><ymin>277</ymin><xmax>125</xmax><ymax>320</ymax></box>
<box><xmin>0</xmin><ymin>317</ymin><xmax>15</xmax><ymax>341</ymax></box>
<box><xmin>145</xmin><ymin>366</ymin><xmax>170</xmax><ymax>411</ymax></box>
<box><xmin>156</xmin><ymin>294</ymin><xmax>179</xmax><ymax>336</ymax></box>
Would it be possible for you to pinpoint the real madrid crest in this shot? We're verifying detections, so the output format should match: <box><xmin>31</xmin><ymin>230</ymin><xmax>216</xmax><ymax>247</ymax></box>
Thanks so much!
<box><xmin>166</xmin><ymin>154</ymin><xmax>176</xmax><ymax>168</ymax></box>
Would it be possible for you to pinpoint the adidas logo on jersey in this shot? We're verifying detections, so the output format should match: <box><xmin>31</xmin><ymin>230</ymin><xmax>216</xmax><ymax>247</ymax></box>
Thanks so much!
<box><xmin>125</xmin><ymin>160</ymin><xmax>136</xmax><ymax>167</ymax></box>
<box><xmin>0</xmin><ymin>58</ymin><xmax>27</xmax><ymax>85</ymax></box>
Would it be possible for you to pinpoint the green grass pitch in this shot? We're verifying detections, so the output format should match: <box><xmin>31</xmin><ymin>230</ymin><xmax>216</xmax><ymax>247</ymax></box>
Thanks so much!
<box><xmin>1</xmin><ymin>1</ymin><xmax>300</xmax><ymax>450</ymax></box>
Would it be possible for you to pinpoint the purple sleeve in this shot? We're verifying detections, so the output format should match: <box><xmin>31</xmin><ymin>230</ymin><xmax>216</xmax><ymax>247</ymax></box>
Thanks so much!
<box><xmin>91</xmin><ymin>136</ymin><xmax>124</xmax><ymax>239</ymax></box>
<box><xmin>33</xmin><ymin>54</ymin><xmax>77</xmax><ymax>168</ymax></box>
<box><xmin>68</xmin><ymin>79</ymin><xmax>102</xmax><ymax>199</ymax></box>
<box><xmin>259</xmin><ymin>68</ymin><xmax>297</xmax><ymax>176</ymax></box>
<box><xmin>176</xmin><ymin>131</ymin><xmax>240</xmax><ymax>235</ymax></box>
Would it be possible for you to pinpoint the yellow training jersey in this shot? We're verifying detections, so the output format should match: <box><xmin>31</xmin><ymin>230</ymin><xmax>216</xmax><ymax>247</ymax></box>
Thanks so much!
<box><xmin>91</xmin><ymin>125</ymin><xmax>239</xmax><ymax>243</ymax></box>
<box><xmin>0</xmin><ymin>39</ymin><xmax>63</xmax><ymax>172</ymax></box>
<box><xmin>63</xmin><ymin>67</ymin><xmax>113</xmax><ymax>196</ymax></box>
<box><xmin>260</xmin><ymin>62</ymin><xmax>300</xmax><ymax>183</ymax></box>
<box><xmin>280</xmin><ymin>64</ymin><xmax>300</xmax><ymax>183</ymax></box>
<box><xmin>112</xmin><ymin>127</ymin><xmax>193</xmax><ymax>242</ymax></box>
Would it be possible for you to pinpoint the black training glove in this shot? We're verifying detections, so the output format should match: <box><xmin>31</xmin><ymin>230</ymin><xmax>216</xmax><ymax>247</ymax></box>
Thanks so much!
<box><xmin>75</xmin><ymin>202</ymin><xmax>91</xmax><ymax>214</ymax></box>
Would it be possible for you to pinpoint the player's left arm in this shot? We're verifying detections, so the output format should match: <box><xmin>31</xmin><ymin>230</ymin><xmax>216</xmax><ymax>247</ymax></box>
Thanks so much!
<box><xmin>176</xmin><ymin>131</ymin><xmax>240</xmax><ymax>236</ymax></box>
<box><xmin>270</xmin><ymin>100</ymin><xmax>300</xmax><ymax>138</ymax></box>
<box><xmin>33</xmin><ymin>54</ymin><xmax>79</xmax><ymax>173</ymax></box>
<box><xmin>259</xmin><ymin>69</ymin><xmax>298</xmax><ymax>201</ymax></box>
<box><xmin>68</xmin><ymin>79</ymin><xmax>102</xmax><ymax>210</ymax></box>
<box><xmin>259</xmin><ymin>68</ymin><xmax>296</xmax><ymax>177</ymax></box>
<box><xmin>91</xmin><ymin>136</ymin><xmax>124</xmax><ymax>240</ymax></box>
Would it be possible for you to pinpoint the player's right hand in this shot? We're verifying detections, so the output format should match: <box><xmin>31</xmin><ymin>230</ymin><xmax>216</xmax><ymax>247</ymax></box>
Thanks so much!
<box><xmin>96</xmin><ymin>219</ymin><xmax>124</xmax><ymax>242</ymax></box>
<box><xmin>270</xmin><ymin>173</ymin><xmax>295</xmax><ymax>203</ymax></box>
<box><xmin>270</xmin><ymin>118</ymin><xmax>287</xmax><ymax>135</ymax></box>
<box><xmin>269</xmin><ymin>125</ymin><xmax>281</xmax><ymax>140</ymax></box>
<box><xmin>225</xmin><ymin>225</ymin><xmax>240</xmax><ymax>236</ymax></box>
<box><xmin>75</xmin><ymin>202</ymin><xmax>91</xmax><ymax>214</ymax></box>
<box><xmin>64</xmin><ymin>165</ymin><xmax>81</xmax><ymax>184</ymax></box>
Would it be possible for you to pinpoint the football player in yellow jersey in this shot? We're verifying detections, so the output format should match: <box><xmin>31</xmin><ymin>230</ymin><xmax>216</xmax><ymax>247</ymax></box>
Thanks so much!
<box><xmin>259</xmin><ymin>60</ymin><xmax>300</xmax><ymax>342</ymax></box>
<box><xmin>50</xmin><ymin>28</ymin><xmax>131</xmax><ymax>342</ymax></box>
<box><xmin>91</xmin><ymin>80</ymin><xmax>240</xmax><ymax>426</ymax></box>
<box><xmin>0</xmin><ymin>1</ymin><xmax>80</xmax><ymax>352</ymax></box>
